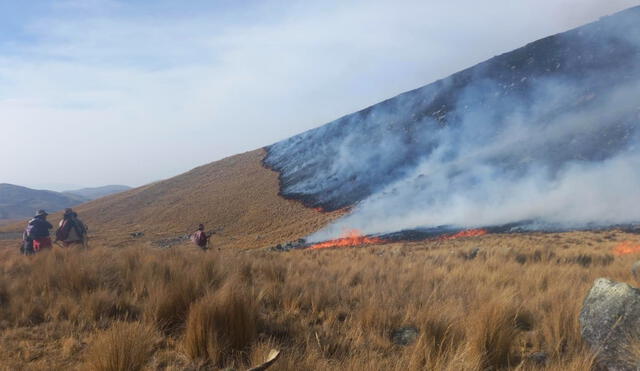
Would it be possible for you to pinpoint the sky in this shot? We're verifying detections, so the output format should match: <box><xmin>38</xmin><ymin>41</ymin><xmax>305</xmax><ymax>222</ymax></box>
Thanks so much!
<box><xmin>0</xmin><ymin>0</ymin><xmax>638</xmax><ymax>191</ymax></box>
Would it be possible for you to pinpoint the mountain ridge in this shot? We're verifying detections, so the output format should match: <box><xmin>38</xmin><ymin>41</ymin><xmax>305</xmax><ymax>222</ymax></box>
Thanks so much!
<box><xmin>0</xmin><ymin>183</ymin><xmax>87</xmax><ymax>220</ymax></box>
<box><xmin>264</xmin><ymin>5</ymin><xmax>640</xmax><ymax>239</ymax></box>
<box><xmin>0</xmin><ymin>183</ymin><xmax>132</xmax><ymax>221</ymax></box>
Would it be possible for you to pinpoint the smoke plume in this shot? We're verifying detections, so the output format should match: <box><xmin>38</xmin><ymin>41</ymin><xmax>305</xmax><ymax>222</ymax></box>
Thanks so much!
<box><xmin>264</xmin><ymin>6</ymin><xmax>640</xmax><ymax>241</ymax></box>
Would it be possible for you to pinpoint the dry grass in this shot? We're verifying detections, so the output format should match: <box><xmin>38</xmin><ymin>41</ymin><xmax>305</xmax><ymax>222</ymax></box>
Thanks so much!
<box><xmin>183</xmin><ymin>283</ymin><xmax>257</xmax><ymax>366</ymax></box>
<box><xmin>0</xmin><ymin>230</ymin><xmax>638</xmax><ymax>369</ymax></box>
<box><xmin>85</xmin><ymin>321</ymin><xmax>159</xmax><ymax>371</ymax></box>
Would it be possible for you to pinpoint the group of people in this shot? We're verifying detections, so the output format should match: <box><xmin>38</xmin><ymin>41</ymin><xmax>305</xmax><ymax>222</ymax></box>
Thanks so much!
<box><xmin>21</xmin><ymin>208</ymin><xmax>88</xmax><ymax>255</ymax></box>
<box><xmin>21</xmin><ymin>209</ymin><xmax>213</xmax><ymax>254</ymax></box>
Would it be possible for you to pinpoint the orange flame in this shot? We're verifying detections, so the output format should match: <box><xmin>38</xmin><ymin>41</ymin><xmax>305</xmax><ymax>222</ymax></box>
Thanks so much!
<box><xmin>307</xmin><ymin>228</ymin><xmax>489</xmax><ymax>250</ymax></box>
<box><xmin>438</xmin><ymin>229</ymin><xmax>488</xmax><ymax>240</ymax></box>
<box><xmin>613</xmin><ymin>241</ymin><xmax>640</xmax><ymax>256</ymax></box>
<box><xmin>308</xmin><ymin>230</ymin><xmax>385</xmax><ymax>249</ymax></box>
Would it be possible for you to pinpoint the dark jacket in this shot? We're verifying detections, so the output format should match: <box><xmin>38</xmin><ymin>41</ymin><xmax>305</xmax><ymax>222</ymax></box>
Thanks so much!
<box><xmin>27</xmin><ymin>217</ymin><xmax>53</xmax><ymax>239</ymax></box>
<box><xmin>57</xmin><ymin>214</ymin><xmax>87</xmax><ymax>242</ymax></box>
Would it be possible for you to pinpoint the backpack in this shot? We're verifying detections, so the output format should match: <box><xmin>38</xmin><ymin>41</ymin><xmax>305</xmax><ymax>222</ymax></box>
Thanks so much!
<box><xmin>25</xmin><ymin>224</ymin><xmax>36</xmax><ymax>239</ymax></box>
<box><xmin>56</xmin><ymin>218</ymin><xmax>86</xmax><ymax>242</ymax></box>
<box><xmin>191</xmin><ymin>230</ymin><xmax>208</xmax><ymax>247</ymax></box>
<box><xmin>21</xmin><ymin>230</ymin><xmax>34</xmax><ymax>255</ymax></box>
<box><xmin>55</xmin><ymin>220</ymin><xmax>72</xmax><ymax>241</ymax></box>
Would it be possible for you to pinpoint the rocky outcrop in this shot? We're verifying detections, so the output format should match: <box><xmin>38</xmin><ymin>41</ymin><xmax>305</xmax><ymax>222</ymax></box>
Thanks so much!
<box><xmin>580</xmin><ymin>278</ymin><xmax>640</xmax><ymax>370</ymax></box>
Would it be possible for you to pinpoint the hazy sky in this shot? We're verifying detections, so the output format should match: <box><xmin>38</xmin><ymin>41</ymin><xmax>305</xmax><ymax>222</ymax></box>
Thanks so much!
<box><xmin>1</xmin><ymin>0</ymin><xmax>638</xmax><ymax>191</ymax></box>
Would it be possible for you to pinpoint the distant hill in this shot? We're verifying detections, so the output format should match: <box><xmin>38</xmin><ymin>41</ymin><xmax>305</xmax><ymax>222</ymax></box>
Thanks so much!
<box><xmin>64</xmin><ymin>185</ymin><xmax>131</xmax><ymax>201</ymax></box>
<box><xmin>0</xmin><ymin>183</ymin><xmax>87</xmax><ymax>220</ymax></box>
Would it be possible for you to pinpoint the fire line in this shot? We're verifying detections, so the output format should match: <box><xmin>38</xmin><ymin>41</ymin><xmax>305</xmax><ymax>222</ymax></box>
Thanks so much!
<box><xmin>307</xmin><ymin>228</ymin><xmax>489</xmax><ymax>250</ymax></box>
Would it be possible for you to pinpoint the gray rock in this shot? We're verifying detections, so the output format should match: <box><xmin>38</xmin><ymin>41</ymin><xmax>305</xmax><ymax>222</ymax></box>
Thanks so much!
<box><xmin>580</xmin><ymin>278</ymin><xmax>640</xmax><ymax>371</ymax></box>
<box><xmin>525</xmin><ymin>352</ymin><xmax>548</xmax><ymax>366</ymax></box>
<box><xmin>391</xmin><ymin>326</ymin><xmax>419</xmax><ymax>346</ymax></box>
<box><xmin>270</xmin><ymin>239</ymin><xmax>308</xmax><ymax>252</ymax></box>
<box><xmin>466</xmin><ymin>247</ymin><xmax>480</xmax><ymax>260</ymax></box>
<box><xmin>632</xmin><ymin>261</ymin><xmax>640</xmax><ymax>281</ymax></box>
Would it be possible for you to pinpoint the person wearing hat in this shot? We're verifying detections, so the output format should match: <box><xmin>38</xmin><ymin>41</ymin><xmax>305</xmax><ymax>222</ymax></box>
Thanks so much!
<box><xmin>55</xmin><ymin>208</ymin><xmax>88</xmax><ymax>248</ymax></box>
<box><xmin>191</xmin><ymin>224</ymin><xmax>210</xmax><ymax>250</ymax></box>
<box><xmin>25</xmin><ymin>210</ymin><xmax>53</xmax><ymax>252</ymax></box>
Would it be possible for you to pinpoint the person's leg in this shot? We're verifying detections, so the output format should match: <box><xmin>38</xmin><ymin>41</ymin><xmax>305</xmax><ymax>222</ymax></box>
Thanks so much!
<box><xmin>41</xmin><ymin>237</ymin><xmax>53</xmax><ymax>249</ymax></box>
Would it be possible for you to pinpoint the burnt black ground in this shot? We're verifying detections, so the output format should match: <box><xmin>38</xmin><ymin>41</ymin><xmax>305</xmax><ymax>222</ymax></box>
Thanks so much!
<box><xmin>265</xmin><ymin>6</ymin><xmax>640</xmax><ymax>213</ymax></box>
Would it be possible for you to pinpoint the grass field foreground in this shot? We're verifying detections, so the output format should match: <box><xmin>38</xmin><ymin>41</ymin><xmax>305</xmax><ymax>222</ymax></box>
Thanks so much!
<box><xmin>0</xmin><ymin>230</ymin><xmax>638</xmax><ymax>370</ymax></box>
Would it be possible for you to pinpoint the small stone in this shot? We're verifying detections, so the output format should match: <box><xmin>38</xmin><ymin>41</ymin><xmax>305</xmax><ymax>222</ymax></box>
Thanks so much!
<box><xmin>391</xmin><ymin>326</ymin><xmax>419</xmax><ymax>346</ymax></box>
<box><xmin>525</xmin><ymin>352</ymin><xmax>548</xmax><ymax>366</ymax></box>
<box><xmin>467</xmin><ymin>247</ymin><xmax>480</xmax><ymax>260</ymax></box>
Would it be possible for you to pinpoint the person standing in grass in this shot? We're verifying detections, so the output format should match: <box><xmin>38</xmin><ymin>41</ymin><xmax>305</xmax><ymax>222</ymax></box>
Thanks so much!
<box><xmin>191</xmin><ymin>224</ymin><xmax>210</xmax><ymax>250</ymax></box>
<box><xmin>25</xmin><ymin>209</ymin><xmax>53</xmax><ymax>252</ymax></box>
<box><xmin>55</xmin><ymin>208</ymin><xmax>88</xmax><ymax>248</ymax></box>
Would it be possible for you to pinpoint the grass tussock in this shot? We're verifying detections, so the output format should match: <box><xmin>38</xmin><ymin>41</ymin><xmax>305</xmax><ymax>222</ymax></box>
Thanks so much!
<box><xmin>85</xmin><ymin>321</ymin><xmax>159</xmax><ymax>371</ymax></box>
<box><xmin>183</xmin><ymin>282</ymin><xmax>257</xmax><ymax>365</ymax></box>
<box><xmin>0</xmin><ymin>230</ymin><xmax>636</xmax><ymax>369</ymax></box>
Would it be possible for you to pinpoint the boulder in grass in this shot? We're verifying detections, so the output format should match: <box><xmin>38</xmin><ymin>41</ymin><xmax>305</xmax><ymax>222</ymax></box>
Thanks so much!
<box><xmin>466</xmin><ymin>247</ymin><xmax>481</xmax><ymax>260</ymax></box>
<box><xmin>580</xmin><ymin>278</ymin><xmax>640</xmax><ymax>371</ymax></box>
<box><xmin>525</xmin><ymin>352</ymin><xmax>548</xmax><ymax>366</ymax></box>
<box><xmin>391</xmin><ymin>326</ymin><xmax>419</xmax><ymax>346</ymax></box>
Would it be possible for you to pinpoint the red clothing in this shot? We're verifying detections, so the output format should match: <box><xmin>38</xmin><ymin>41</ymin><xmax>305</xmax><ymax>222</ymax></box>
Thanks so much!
<box><xmin>33</xmin><ymin>237</ymin><xmax>52</xmax><ymax>251</ymax></box>
<box><xmin>191</xmin><ymin>230</ymin><xmax>208</xmax><ymax>248</ymax></box>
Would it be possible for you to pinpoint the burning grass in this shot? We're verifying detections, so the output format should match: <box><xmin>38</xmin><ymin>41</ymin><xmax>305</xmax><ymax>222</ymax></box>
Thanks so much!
<box><xmin>0</xmin><ymin>230</ymin><xmax>637</xmax><ymax>369</ymax></box>
<box><xmin>307</xmin><ymin>228</ymin><xmax>490</xmax><ymax>250</ymax></box>
<box><xmin>308</xmin><ymin>230</ymin><xmax>385</xmax><ymax>249</ymax></box>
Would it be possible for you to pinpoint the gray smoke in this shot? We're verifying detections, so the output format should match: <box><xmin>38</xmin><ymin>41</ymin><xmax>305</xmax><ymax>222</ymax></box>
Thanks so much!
<box><xmin>264</xmin><ymin>8</ymin><xmax>640</xmax><ymax>242</ymax></box>
<box><xmin>310</xmin><ymin>78</ymin><xmax>640</xmax><ymax>241</ymax></box>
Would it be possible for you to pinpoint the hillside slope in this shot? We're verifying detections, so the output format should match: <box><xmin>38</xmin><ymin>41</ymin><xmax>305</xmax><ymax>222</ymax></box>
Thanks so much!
<box><xmin>22</xmin><ymin>149</ymin><xmax>342</xmax><ymax>249</ymax></box>
<box><xmin>266</xmin><ymin>6</ymin><xmax>640</xmax><ymax>239</ymax></box>
<box><xmin>0</xmin><ymin>184</ymin><xmax>86</xmax><ymax>220</ymax></box>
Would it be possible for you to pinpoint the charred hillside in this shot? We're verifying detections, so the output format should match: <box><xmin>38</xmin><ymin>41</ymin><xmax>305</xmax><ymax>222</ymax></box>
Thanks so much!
<box><xmin>265</xmin><ymin>6</ymin><xmax>640</xmax><ymax>237</ymax></box>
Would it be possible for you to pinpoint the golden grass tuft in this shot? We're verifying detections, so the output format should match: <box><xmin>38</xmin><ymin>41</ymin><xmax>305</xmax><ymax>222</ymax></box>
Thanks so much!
<box><xmin>469</xmin><ymin>300</ymin><xmax>524</xmax><ymax>369</ymax></box>
<box><xmin>183</xmin><ymin>282</ymin><xmax>258</xmax><ymax>366</ymax></box>
<box><xmin>85</xmin><ymin>321</ymin><xmax>159</xmax><ymax>371</ymax></box>
<box><xmin>0</xmin><ymin>230</ymin><xmax>637</xmax><ymax>369</ymax></box>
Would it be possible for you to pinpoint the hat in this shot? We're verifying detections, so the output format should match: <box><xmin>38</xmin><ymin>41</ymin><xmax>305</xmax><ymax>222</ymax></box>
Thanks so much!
<box><xmin>36</xmin><ymin>209</ymin><xmax>48</xmax><ymax>217</ymax></box>
<box><xmin>64</xmin><ymin>208</ymin><xmax>74</xmax><ymax>215</ymax></box>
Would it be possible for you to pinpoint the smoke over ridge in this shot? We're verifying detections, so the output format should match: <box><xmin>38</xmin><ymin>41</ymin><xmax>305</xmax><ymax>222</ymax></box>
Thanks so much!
<box><xmin>264</xmin><ymin>6</ymin><xmax>640</xmax><ymax>241</ymax></box>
